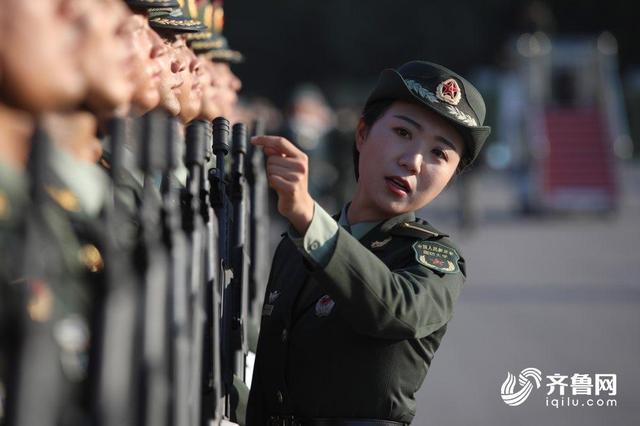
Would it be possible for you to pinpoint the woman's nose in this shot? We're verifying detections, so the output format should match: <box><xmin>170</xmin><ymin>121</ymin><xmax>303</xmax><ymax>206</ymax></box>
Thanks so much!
<box><xmin>398</xmin><ymin>151</ymin><xmax>423</xmax><ymax>175</ymax></box>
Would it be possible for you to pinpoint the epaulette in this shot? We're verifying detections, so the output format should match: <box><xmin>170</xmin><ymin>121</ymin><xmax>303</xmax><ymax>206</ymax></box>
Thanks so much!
<box><xmin>390</xmin><ymin>218</ymin><xmax>449</xmax><ymax>240</ymax></box>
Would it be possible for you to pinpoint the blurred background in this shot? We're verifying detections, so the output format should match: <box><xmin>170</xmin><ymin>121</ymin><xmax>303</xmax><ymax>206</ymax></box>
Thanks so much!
<box><xmin>226</xmin><ymin>0</ymin><xmax>639</xmax><ymax>425</ymax></box>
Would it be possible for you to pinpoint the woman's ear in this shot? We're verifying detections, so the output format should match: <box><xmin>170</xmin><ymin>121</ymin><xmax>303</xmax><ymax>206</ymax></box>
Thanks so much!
<box><xmin>355</xmin><ymin>118</ymin><xmax>367</xmax><ymax>152</ymax></box>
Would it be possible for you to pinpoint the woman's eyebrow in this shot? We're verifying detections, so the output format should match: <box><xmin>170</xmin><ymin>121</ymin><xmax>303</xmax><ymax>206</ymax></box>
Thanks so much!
<box><xmin>393</xmin><ymin>114</ymin><xmax>422</xmax><ymax>130</ymax></box>
<box><xmin>435</xmin><ymin>136</ymin><xmax>458</xmax><ymax>153</ymax></box>
<box><xmin>394</xmin><ymin>114</ymin><xmax>458</xmax><ymax>153</ymax></box>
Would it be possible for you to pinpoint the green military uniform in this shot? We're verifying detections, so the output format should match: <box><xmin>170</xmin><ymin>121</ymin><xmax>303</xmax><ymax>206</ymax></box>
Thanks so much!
<box><xmin>1</xmin><ymin>139</ymin><xmax>105</xmax><ymax>426</ymax></box>
<box><xmin>0</xmin><ymin>161</ymin><xmax>29</xmax><ymax>422</ymax></box>
<box><xmin>247</xmin><ymin>202</ymin><xmax>466</xmax><ymax>425</ymax></box>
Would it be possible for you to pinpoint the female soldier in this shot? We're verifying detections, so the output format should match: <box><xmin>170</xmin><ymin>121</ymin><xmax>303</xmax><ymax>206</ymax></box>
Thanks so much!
<box><xmin>247</xmin><ymin>61</ymin><xmax>491</xmax><ymax>426</ymax></box>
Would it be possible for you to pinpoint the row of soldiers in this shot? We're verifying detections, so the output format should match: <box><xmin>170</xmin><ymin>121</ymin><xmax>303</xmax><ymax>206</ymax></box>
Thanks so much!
<box><xmin>0</xmin><ymin>0</ymin><xmax>271</xmax><ymax>425</ymax></box>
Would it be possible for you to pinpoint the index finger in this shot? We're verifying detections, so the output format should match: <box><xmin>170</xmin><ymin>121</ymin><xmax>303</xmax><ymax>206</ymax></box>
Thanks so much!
<box><xmin>251</xmin><ymin>135</ymin><xmax>302</xmax><ymax>158</ymax></box>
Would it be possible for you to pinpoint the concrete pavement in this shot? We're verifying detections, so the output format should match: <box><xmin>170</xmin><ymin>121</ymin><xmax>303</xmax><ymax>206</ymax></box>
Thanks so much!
<box><xmin>413</xmin><ymin>162</ymin><xmax>640</xmax><ymax>425</ymax></box>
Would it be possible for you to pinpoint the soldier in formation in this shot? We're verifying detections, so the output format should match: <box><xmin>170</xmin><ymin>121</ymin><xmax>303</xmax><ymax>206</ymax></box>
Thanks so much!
<box><xmin>0</xmin><ymin>2</ymin><xmax>492</xmax><ymax>426</ymax></box>
<box><xmin>0</xmin><ymin>1</ymin><xmax>266</xmax><ymax>425</ymax></box>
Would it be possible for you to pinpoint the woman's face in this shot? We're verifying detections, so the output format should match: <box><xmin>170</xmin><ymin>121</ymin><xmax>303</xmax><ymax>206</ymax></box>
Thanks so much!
<box><xmin>352</xmin><ymin>100</ymin><xmax>464</xmax><ymax>220</ymax></box>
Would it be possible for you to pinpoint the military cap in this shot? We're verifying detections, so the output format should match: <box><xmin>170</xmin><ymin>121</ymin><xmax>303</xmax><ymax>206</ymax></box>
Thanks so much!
<box><xmin>365</xmin><ymin>61</ymin><xmax>491</xmax><ymax>164</ymax></box>
<box><xmin>125</xmin><ymin>0</ymin><xmax>180</xmax><ymax>9</ymax></box>
<box><xmin>184</xmin><ymin>0</ymin><xmax>243</xmax><ymax>63</ymax></box>
<box><xmin>189</xmin><ymin>34</ymin><xmax>244</xmax><ymax>63</ymax></box>
<box><xmin>148</xmin><ymin>7</ymin><xmax>207</xmax><ymax>33</ymax></box>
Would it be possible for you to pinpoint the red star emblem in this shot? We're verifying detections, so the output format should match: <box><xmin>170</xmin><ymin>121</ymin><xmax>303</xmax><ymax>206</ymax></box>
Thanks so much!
<box><xmin>442</xmin><ymin>81</ymin><xmax>458</xmax><ymax>99</ymax></box>
<box><xmin>436</xmin><ymin>78</ymin><xmax>462</xmax><ymax>105</ymax></box>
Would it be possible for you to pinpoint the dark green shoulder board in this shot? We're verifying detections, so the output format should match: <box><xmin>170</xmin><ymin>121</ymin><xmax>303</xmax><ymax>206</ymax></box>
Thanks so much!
<box><xmin>390</xmin><ymin>220</ymin><xmax>449</xmax><ymax>240</ymax></box>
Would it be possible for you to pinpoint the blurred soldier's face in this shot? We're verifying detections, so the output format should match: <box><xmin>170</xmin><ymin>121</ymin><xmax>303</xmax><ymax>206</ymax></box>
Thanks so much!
<box><xmin>206</xmin><ymin>61</ymin><xmax>240</xmax><ymax>118</ymax></box>
<box><xmin>122</xmin><ymin>14</ymin><xmax>161</xmax><ymax>114</ymax></box>
<box><xmin>81</xmin><ymin>0</ymin><xmax>136</xmax><ymax>114</ymax></box>
<box><xmin>353</xmin><ymin>101</ymin><xmax>463</xmax><ymax>218</ymax></box>
<box><xmin>197</xmin><ymin>57</ymin><xmax>220</xmax><ymax>121</ymax></box>
<box><xmin>155</xmin><ymin>33</ymin><xmax>183</xmax><ymax>116</ymax></box>
<box><xmin>0</xmin><ymin>0</ymin><xmax>86</xmax><ymax>112</ymax></box>
<box><xmin>172</xmin><ymin>38</ymin><xmax>203</xmax><ymax>123</ymax></box>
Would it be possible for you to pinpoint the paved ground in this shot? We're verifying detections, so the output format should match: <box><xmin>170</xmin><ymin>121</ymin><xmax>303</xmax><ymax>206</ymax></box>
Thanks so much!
<box><xmin>412</xmin><ymin>162</ymin><xmax>640</xmax><ymax>425</ymax></box>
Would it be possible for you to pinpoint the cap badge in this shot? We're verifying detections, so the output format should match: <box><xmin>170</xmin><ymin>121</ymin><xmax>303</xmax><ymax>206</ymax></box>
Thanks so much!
<box><xmin>315</xmin><ymin>295</ymin><xmax>335</xmax><ymax>317</ymax></box>
<box><xmin>436</xmin><ymin>78</ymin><xmax>462</xmax><ymax>105</ymax></box>
<box><xmin>406</xmin><ymin>79</ymin><xmax>438</xmax><ymax>103</ymax></box>
<box><xmin>405</xmin><ymin>79</ymin><xmax>478</xmax><ymax>127</ymax></box>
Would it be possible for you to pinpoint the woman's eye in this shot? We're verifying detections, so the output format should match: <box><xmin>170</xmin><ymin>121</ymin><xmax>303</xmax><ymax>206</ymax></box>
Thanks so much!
<box><xmin>393</xmin><ymin>127</ymin><xmax>411</xmax><ymax>139</ymax></box>
<box><xmin>432</xmin><ymin>148</ymin><xmax>448</xmax><ymax>161</ymax></box>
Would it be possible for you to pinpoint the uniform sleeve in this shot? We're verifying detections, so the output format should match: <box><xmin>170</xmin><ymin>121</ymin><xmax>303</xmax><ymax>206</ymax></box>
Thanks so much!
<box><xmin>287</xmin><ymin>202</ymin><xmax>339</xmax><ymax>265</ymax></box>
<box><xmin>308</xmin><ymin>227</ymin><xmax>466</xmax><ymax>340</ymax></box>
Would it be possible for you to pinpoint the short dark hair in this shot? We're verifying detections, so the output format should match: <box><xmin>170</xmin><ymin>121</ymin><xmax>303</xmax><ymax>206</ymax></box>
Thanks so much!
<box><xmin>353</xmin><ymin>99</ymin><xmax>394</xmax><ymax>180</ymax></box>
<box><xmin>353</xmin><ymin>99</ymin><xmax>469</xmax><ymax>181</ymax></box>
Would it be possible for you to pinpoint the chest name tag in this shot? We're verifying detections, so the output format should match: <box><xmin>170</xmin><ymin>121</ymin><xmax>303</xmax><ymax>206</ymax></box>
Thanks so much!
<box><xmin>412</xmin><ymin>241</ymin><xmax>460</xmax><ymax>274</ymax></box>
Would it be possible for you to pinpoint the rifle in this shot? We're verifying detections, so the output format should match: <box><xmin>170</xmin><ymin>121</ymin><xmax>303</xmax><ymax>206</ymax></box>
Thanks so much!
<box><xmin>246</xmin><ymin>120</ymin><xmax>270</xmax><ymax>338</ymax></box>
<box><xmin>209</xmin><ymin>117</ymin><xmax>234</xmax><ymax>420</ymax></box>
<box><xmin>200</xmin><ymin>118</ymin><xmax>223</xmax><ymax>425</ymax></box>
<box><xmin>182</xmin><ymin>119</ymin><xmax>213</xmax><ymax>426</ymax></box>
<box><xmin>137</xmin><ymin>110</ymin><xmax>171</xmax><ymax>426</ymax></box>
<box><xmin>94</xmin><ymin>117</ymin><xmax>139</xmax><ymax>426</ymax></box>
<box><xmin>159</xmin><ymin>116</ymin><xmax>191</xmax><ymax>426</ymax></box>
<box><xmin>229</xmin><ymin>123</ymin><xmax>250</xmax><ymax>385</ymax></box>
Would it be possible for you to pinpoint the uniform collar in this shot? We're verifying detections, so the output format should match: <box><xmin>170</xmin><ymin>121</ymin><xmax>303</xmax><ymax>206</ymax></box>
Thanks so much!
<box><xmin>338</xmin><ymin>202</ymin><xmax>416</xmax><ymax>240</ymax></box>
<box><xmin>49</xmin><ymin>146</ymin><xmax>109</xmax><ymax>217</ymax></box>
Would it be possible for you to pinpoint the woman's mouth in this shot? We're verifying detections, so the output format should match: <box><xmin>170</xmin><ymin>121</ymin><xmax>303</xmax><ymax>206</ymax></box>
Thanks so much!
<box><xmin>385</xmin><ymin>176</ymin><xmax>411</xmax><ymax>197</ymax></box>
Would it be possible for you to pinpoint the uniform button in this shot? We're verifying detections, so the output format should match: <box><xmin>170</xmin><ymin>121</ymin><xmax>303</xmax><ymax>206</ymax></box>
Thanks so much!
<box><xmin>276</xmin><ymin>390</ymin><xmax>284</xmax><ymax>404</ymax></box>
<box><xmin>309</xmin><ymin>241</ymin><xmax>320</xmax><ymax>251</ymax></box>
<box><xmin>281</xmin><ymin>328</ymin><xmax>288</xmax><ymax>343</ymax></box>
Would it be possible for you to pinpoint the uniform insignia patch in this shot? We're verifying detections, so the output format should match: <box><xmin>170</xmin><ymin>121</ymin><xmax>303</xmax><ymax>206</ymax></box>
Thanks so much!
<box><xmin>263</xmin><ymin>291</ymin><xmax>281</xmax><ymax>316</ymax></box>
<box><xmin>436</xmin><ymin>78</ymin><xmax>462</xmax><ymax>105</ymax></box>
<box><xmin>262</xmin><ymin>304</ymin><xmax>274</xmax><ymax>316</ymax></box>
<box><xmin>268</xmin><ymin>290</ymin><xmax>280</xmax><ymax>304</ymax></box>
<box><xmin>314</xmin><ymin>295</ymin><xmax>335</xmax><ymax>317</ymax></box>
<box><xmin>412</xmin><ymin>241</ymin><xmax>460</xmax><ymax>274</ymax></box>
<box><xmin>370</xmin><ymin>237</ymin><xmax>392</xmax><ymax>249</ymax></box>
